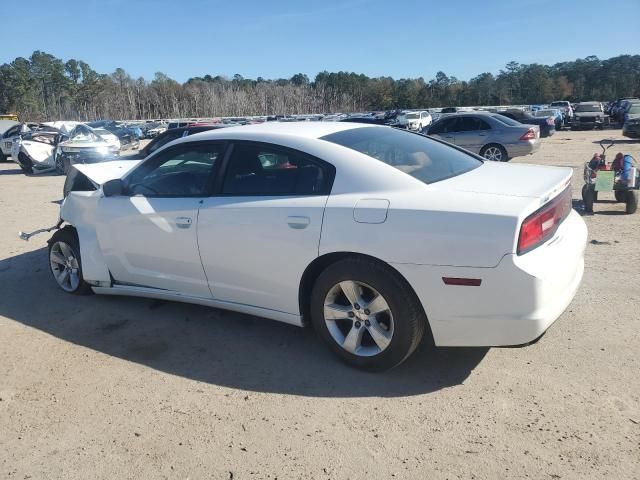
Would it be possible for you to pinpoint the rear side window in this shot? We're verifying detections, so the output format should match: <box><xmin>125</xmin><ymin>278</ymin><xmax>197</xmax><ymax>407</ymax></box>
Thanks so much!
<box><xmin>322</xmin><ymin>127</ymin><xmax>481</xmax><ymax>184</ymax></box>
<box><xmin>222</xmin><ymin>143</ymin><xmax>333</xmax><ymax>196</ymax></box>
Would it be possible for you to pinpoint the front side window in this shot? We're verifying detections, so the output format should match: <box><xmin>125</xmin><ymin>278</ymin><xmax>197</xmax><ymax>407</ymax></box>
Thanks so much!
<box><xmin>126</xmin><ymin>143</ymin><xmax>222</xmax><ymax>197</ymax></box>
<box><xmin>322</xmin><ymin>127</ymin><xmax>481</xmax><ymax>184</ymax></box>
<box><xmin>222</xmin><ymin>143</ymin><xmax>332</xmax><ymax>196</ymax></box>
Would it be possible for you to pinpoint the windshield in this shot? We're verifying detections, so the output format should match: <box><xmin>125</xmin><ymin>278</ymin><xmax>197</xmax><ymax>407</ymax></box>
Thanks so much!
<box><xmin>321</xmin><ymin>127</ymin><xmax>481</xmax><ymax>184</ymax></box>
<box><xmin>575</xmin><ymin>104</ymin><xmax>602</xmax><ymax>113</ymax></box>
<box><xmin>550</xmin><ymin>102</ymin><xmax>566</xmax><ymax>107</ymax></box>
<box><xmin>492</xmin><ymin>114</ymin><xmax>521</xmax><ymax>126</ymax></box>
<box><xmin>405</xmin><ymin>113</ymin><xmax>420</xmax><ymax>119</ymax></box>
<box><xmin>534</xmin><ymin>110</ymin><xmax>555</xmax><ymax>116</ymax></box>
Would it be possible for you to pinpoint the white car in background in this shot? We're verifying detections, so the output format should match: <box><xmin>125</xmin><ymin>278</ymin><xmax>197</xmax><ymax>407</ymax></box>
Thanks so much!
<box><xmin>45</xmin><ymin>122</ymin><xmax>587</xmax><ymax>370</ymax></box>
<box><xmin>399</xmin><ymin>110</ymin><xmax>433</xmax><ymax>131</ymax></box>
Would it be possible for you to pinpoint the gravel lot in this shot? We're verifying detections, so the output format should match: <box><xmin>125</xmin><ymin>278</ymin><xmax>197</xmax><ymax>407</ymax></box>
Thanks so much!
<box><xmin>0</xmin><ymin>130</ymin><xmax>638</xmax><ymax>479</ymax></box>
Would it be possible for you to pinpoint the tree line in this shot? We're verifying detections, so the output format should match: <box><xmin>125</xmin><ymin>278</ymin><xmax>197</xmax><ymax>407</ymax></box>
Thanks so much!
<box><xmin>1</xmin><ymin>51</ymin><xmax>639</xmax><ymax>122</ymax></box>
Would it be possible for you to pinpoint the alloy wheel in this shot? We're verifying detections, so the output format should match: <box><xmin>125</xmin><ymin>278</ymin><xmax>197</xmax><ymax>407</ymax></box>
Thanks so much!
<box><xmin>49</xmin><ymin>241</ymin><xmax>81</xmax><ymax>292</ymax></box>
<box><xmin>483</xmin><ymin>146</ymin><xmax>503</xmax><ymax>161</ymax></box>
<box><xmin>323</xmin><ymin>280</ymin><xmax>394</xmax><ymax>357</ymax></box>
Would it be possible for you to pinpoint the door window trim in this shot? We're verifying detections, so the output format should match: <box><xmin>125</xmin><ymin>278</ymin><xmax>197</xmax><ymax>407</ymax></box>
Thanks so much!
<box><xmin>211</xmin><ymin>140</ymin><xmax>336</xmax><ymax>197</ymax></box>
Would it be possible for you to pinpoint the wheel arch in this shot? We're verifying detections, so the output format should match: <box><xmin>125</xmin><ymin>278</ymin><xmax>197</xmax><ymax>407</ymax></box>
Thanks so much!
<box><xmin>298</xmin><ymin>251</ymin><xmax>431</xmax><ymax>334</ymax></box>
<box><xmin>480</xmin><ymin>142</ymin><xmax>509</xmax><ymax>161</ymax></box>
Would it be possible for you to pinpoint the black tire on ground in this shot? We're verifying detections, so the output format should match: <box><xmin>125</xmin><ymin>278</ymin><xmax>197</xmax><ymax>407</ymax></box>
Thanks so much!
<box><xmin>17</xmin><ymin>152</ymin><xmax>33</xmax><ymax>174</ymax></box>
<box><xmin>55</xmin><ymin>154</ymin><xmax>66</xmax><ymax>175</ymax></box>
<box><xmin>480</xmin><ymin>144</ymin><xmax>509</xmax><ymax>162</ymax></box>
<box><xmin>626</xmin><ymin>190</ymin><xmax>638</xmax><ymax>214</ymax></box>
<box><xmin>0</xmin><ymin>151</ymin><xmax>6</xmax><ymax>162</ymax></box>
<box><xmin>614</xmin><ymin>190</ymin><xmax>626</xmax><ymax>203</ymax></box>
<box><xmin>310</xmin><ymin>257</ymin><xmax>428</xmax><ymax>371</ymax></box>
<box><xmin>47</xmin><ymin>227</ymin><xmax>93</xmax><ymax>295</ymax></box>
<box><xmin>582</xmin><ymin>184</ymin><xmax>595</xmax><ymax>213</ymax></box>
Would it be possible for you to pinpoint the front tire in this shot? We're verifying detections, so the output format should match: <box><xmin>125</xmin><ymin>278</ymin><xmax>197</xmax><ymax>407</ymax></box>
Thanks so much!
<box><xmin>582</xmin><ymin>184</ymin><xmax>595</xmax><ymax>213</ymax></box>
<box><xmin>17</xmin><ymin>152</ymin><xmax>33</xmax><ymax>174</ymax></box>
<box><xmin>48</xmin><ymin>228</ymin><xmax>93</xmax><ymax>295</ymax></box>
<box><xmin>310</xmin><ymin>257</ymin><xmax>427</xmax><ymax>371</ymax></box>
<box><xmin>480</xmin><ymin>144</ymin><xmax>508</xmax><ymax>162</ymax></box>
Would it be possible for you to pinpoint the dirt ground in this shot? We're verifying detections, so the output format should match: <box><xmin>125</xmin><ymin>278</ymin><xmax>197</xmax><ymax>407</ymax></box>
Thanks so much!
<box><xmin>0</xmin><ymin>130</ymin><xmax>638</xmax><ymax>480</ymax></box>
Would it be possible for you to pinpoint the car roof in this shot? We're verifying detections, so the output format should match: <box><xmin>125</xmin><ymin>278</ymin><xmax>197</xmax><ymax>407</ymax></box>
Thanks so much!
<box><xmin>187</xmin><ymin>121</ymin><xmax>369</xmax><ymax>141</ymax></box>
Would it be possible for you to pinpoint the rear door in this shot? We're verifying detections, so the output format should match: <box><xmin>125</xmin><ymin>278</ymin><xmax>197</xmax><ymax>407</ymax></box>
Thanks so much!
<box><xmin>95</xmin><ymin>141</ymin><xmax>225</xmax><ymax>297</ymax></box>
<box><xmin>453</xmin><ymin>117</ymin><xmax>491</xmax><ymax>154</ymax></box>
<box><xmin>197</xmin><ymin>141</ymin><xmax>334</xmax><ymax>315</ymax></box>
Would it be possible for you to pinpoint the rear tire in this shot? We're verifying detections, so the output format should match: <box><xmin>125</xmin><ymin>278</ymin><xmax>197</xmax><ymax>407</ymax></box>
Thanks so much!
<box><xmin>310</xmin><ymin>257</ymin><xmax>428</xmax><ymax>371</ymax></box>
<box><xmin>582</xmin><ymin>184</ymin><xmax>595</xmax><ymax>213</ymax></box>
<box><xmin>614</xmin><ymin>190</ymin><xmax>626</xmax><ymax>203</ymax></box>
<box><xmin>480</xmin><ymin>144</ymin><xmax>508</xmax><ymax>162</ymax></box>
<box><xmin>626</xmin><ymin>190</ymin><xmax>638</xmax><ymax>214</ymax></box>
<box><xmin>0</xmin><ymin>151</ymin><xmax>6</xmax><ymax>162</ymax></box>
<box><xmin>48</xmin><ymin>228</ymin><xmax>93</xmax><ymax>295</ymax></box>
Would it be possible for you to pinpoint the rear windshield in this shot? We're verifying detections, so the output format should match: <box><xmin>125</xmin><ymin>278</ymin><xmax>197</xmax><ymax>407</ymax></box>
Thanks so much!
<box><xmin>575</xmin><ymin>104</ymin><xmax>602</xmax><ymax>112</ymax></box>
<box><xmin>492</xmin><ymin>114</ymin><xmax>521</xmax><ymax>126</ymax></box>
<box><xmin>321</xmin><ymin>127</ymin><xmax>481</xmax><ymax>184</ymax></box>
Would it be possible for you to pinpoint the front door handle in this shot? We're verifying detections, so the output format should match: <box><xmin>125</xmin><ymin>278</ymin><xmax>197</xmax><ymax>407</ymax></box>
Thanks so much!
<box><xmin>287</xmin><ymin>216</ymin><xmax>310</xmax><ymax>229</ymax></box>
<box><xmin>175</xmin><ymin>216</ymin><xmax>192</xmax><ymax>229</ymax></box>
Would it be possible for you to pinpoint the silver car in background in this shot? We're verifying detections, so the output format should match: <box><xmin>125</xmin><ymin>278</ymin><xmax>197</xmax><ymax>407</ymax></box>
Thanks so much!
<box><xmin>424</xmin><ymin>112</ymin><xmax>540</xmax><ymax>161</ymax></box>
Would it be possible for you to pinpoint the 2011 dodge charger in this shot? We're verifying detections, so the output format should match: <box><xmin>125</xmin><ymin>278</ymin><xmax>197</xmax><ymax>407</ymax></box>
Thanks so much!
<box><xmin>46</xmin><ymin>122</ymin><xmax>587</xmax><ymax>370</ymax></box>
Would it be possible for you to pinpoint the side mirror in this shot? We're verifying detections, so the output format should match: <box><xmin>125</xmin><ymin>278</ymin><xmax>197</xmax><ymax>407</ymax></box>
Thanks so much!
<box><xmin>103</xmin><ymin>178</ymin><xmax>125</xmax><ymax>197</ymax></box>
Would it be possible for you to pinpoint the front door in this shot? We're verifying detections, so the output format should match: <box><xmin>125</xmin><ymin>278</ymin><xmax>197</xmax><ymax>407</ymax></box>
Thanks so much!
<box><xmin>197</xmin><ymin>142</ymin><xmax>334</xmax><ymax>315</ymax></box>
<box><xmin>95</xmin><ymin>142</ymin><xmax>225</xmax><ymax>298</ymax></box>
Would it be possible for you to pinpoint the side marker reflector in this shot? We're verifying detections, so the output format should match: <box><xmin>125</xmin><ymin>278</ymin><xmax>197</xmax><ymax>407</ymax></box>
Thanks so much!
<box><xmin>442</xmin><ymin>277</ymin><xmax>482</xmax><ymax>286</ymax></box>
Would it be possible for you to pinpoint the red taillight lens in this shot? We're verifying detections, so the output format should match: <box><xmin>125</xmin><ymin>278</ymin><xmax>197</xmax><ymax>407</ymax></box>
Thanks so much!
<box><xmin>517</xmin><ymin>187</ymin><xmax>572</xmax><ymax>255</ymax></box>
<box><xmin>520</xmin><ymin>128</ymin><xmax>536</xmax><ymax>140</ymax></box>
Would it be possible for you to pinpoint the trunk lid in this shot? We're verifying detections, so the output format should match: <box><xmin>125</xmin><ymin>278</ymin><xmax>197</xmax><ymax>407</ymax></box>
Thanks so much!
<box><xmin>436</xmin><ymin>161</ymin><xmax>571</xmax><ymax>202</ymax></box>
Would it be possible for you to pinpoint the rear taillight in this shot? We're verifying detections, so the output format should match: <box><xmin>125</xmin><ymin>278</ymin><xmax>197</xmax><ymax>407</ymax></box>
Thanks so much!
<box><xmin>520</xmin><ymin>128</ymin><xmax>536</xmax><ymax>140</ymax></box>
<box><xmin>517</xmin><ymin>187</ymin><xmax>572</xmax><ymax>255</ymax></box>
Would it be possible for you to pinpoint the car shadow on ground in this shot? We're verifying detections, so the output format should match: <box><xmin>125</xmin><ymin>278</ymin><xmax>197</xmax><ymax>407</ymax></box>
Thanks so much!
<box><xmin>0</xmin><ymin>248</ymin><xmax>487</xmax><ymax>398</ymax></box>
<box><xmin>591</xmin><ymin>138</ymin><xmax>638</xmax><ymax>145</ymax></box>
<box><xmin>0</xmin><ymin>167</ymin><xmax>23</xmax><ymax>175</ymax></box>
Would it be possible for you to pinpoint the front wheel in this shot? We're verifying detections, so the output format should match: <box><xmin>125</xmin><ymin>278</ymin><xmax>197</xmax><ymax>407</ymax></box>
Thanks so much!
<box><xmin>310</xmin><ymin>258</ymin><xmax>427</xmax><ymax>371</ymax></box>
<box><xmin>48</xmin><ymin>228</ymin><xmax>93</xmax><ymax>295</ymax></box>
<box><xmin>17</xmin><ymin>152</ymin><xmax>33</xmax><ymax>174</ymax></box>
<box><xmin>582</xmin><ymin>184</ymin><xmax>595</xmax><ymax>213</ymax></box>
<box><xmin>480</xmin><ymin>144</ymin><xmax>508</xmax><ymax>162</ymax></box>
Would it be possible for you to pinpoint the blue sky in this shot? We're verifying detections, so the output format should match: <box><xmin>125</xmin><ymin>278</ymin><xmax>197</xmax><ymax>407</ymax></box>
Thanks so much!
<box><xmin>3</xmin><ymin>0</ymin><xmax>638</xmax><ymax>82</ymax></box>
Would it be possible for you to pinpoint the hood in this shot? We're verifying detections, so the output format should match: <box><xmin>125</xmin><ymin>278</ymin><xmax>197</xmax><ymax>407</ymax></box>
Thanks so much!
<box><xmin>435</xmin><ymin>161</ymin><xmax>571</xmax><ymax>201</ymax></box>
<box><xmin>73</xmin><ymin>160</ymin><xmax>142</xmax><ymax>185</ymax></box>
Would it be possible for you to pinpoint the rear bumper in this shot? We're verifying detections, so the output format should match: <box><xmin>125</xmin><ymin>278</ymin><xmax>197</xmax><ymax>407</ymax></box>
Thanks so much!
<box><xmin>506</xmin><ymin>140</ymin><xmax>540</xmax><ymax>158</ymax></box>
<box><xmin>393</xmin><ymin>210</ymin><xmax>587</xmax><ymax>346</ymax></box>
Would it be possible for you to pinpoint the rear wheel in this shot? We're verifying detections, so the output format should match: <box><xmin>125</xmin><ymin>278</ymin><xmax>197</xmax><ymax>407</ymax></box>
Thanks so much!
<box><xmin>614</xmin><ymin>190</ymin><xmax>626</xmax><ymax>202</ymax></box>
<box><xmin>582</xmin><ymin>184</ymin><xmax>595</xmax><ymax>213</ymax></box>
<box><xmin>626</xmin><ymin>190</ymin><xmax>638</xmax><ymax>214</ymax></box>
<box><xmin>48</xmin><ymin>228</ymin><xmax>92</xmax><ymax>295</ymax></box>
<box><xmin>310</xmin><ymin>257</ymin><xmax>427</xmax><ymax>371</ymax></box>
<box><xmin>480</xmin><ymin>144</ymin><xmax>508</xmax><ymax>162</ymax></box>
<box><xmin>0</xmin><ymin>151</ymin><xmax>6</xmax><ymax>162</ymax></box>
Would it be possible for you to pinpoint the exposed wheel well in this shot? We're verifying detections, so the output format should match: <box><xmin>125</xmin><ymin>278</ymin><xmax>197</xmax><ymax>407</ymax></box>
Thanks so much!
<box><xmin>298</xmin><ymin>252</ymin><xmax>431</xmax><ymax>335</ymax></box>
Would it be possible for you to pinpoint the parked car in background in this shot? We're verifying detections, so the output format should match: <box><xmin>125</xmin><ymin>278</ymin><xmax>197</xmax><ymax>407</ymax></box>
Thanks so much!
<box><xmin>12</xmin><ymin>129</ymin><xmax>68</xmax><ymax>174</ymax></box>
<box><xmin>497</xmin><ymin>109</ymin><xmax>555</xmax><ymax>137</ymax></box>
<box><xmin>440</xmin><ymin>107</ymin><xmax>461</xmax><ymax>114</ymax></box>
<box><xmin>571</xmin><ymin>102</ymin><xmax>609</xmax><ymax>130</ymax></box>
<box><xmin>532</xmin><ymin>109</ymin><xmax>564</xmax><ymax>131</ymax></box>
<box><xmin>397</xmin><ymin>111</ymin><xmax>433</xmax><ymax>131</ymax></box>
<box><xmin>125</xmin><ymin>124</ymin><xmax>228</xmax><ymax>160</ymax></box>
<box><xmin>0</xmin><ymin>120</ymin><xmax>20</xmax><ymax>160</ymax></box>
<box><xmin>146</xmin><ymin>123</ymin><xmax>167</xmax><ymax>138</ymax></box>
<box><xmin>53</xmin><ymin>124</ymin><xmax>120</xmax><ymax>174</ymax></box>
<box><xmin>425</xmin><ymin>112</ymin><xmax>540</xmax><ymax>161</ymax></box>
<box><xmin>622</xmin><ymin>104</ymin><xmax>640</xmax><ymax>139</ymax></box>
<box><xmin>1</xmin><ymin>122</ymin><xmax>28</xmax><ymax>161</ymax></box>
<box><xmin>549</xmin><ymin>101</ymin><xmax>574</xmax><ymax>123</ymax></box>
<box><xmin>609</xmin><ymin>97</ymin><xmax>639</xmax><ymax>123</ymax></box>
<box><xmin>52</xmin><ymin>122</ymin><xmax>586</xmax><ymax>370</ymax></box>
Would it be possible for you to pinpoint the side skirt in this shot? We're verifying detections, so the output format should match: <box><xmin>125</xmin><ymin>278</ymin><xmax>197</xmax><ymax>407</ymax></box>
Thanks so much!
<box><xmin>91</xmin><ymin>285</ymin><xmax>304</xmax><ymax>327</ymax></box>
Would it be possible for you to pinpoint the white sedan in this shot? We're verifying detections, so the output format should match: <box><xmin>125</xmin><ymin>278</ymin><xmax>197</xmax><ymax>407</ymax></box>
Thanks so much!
<box><xmin>48</xmin><ymin>122</ymin><xmax>587</xmax><ymax>370</ymax></box>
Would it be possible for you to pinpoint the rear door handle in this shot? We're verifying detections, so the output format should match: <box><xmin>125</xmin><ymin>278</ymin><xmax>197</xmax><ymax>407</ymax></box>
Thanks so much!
<box><xmin>287</xmin><ymin>216</ymin><xmax>310</xmax><ymax>229</ymax></box>
<box><xmin>176</xmin><ymin>216</ymin><xmax>192</xmax><ymax>229</ymax></box>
